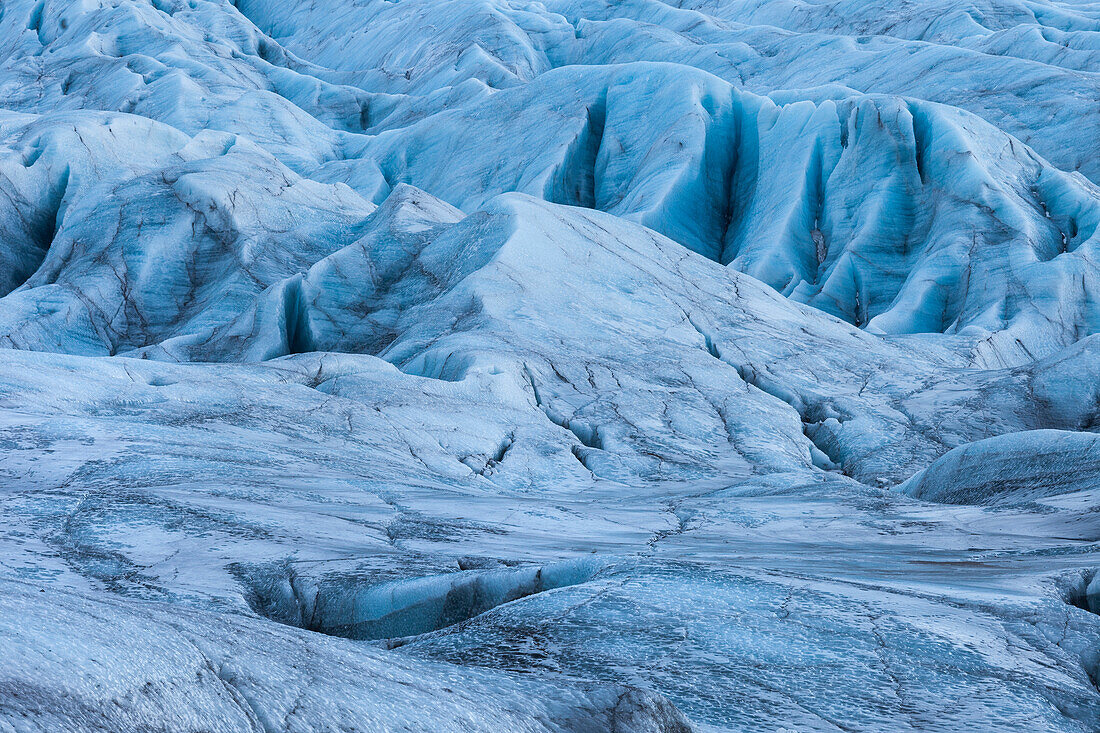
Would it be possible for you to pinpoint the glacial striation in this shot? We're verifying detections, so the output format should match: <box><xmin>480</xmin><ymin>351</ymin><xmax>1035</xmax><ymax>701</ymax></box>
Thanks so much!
<box><xmin>0</xmin><ymin>1</ymin><xmax>1098</xmax><ymax>732</ymax></box>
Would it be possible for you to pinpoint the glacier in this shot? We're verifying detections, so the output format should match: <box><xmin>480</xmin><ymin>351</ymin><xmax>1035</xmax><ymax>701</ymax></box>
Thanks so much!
<box><xmin>0</xmin><ymin>0</ymin><xmax>1099</xmax><ymax>731</ymax></box>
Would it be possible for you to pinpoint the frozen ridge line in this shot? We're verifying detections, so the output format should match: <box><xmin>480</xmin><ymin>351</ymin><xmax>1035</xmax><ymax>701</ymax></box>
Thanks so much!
<box><xmin>0</xmin><ymin>0</ymin><xmax>1098</xmax><ymax>731</ymax></box>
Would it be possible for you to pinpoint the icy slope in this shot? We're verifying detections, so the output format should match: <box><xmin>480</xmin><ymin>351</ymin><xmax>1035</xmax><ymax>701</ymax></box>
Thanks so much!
<box><xmin>2</xmin><ymin>330</ymin><xmax>1099</xmax><ymax>730</ymax></box>
<box><xmin>238</xmin><ymin>0</ymin><xmax>1100</xmax><ymax>181</ymax></box>
<box><xmin>2</xmin><ymin>576</ymin><xmax>692</xmax><ymax>733</ymax></box>
<box><xmin>2</xmin><ymin>0</ymin><xmax>1099</xmax><ymax>354</ymax></box>
<box><xmin>0</xmin><ymin>0</ymin><xmax>1099</xmax><ymax>731</ymax></box>
<box><xmin>351</xmin><ymin>66</ymin><xmax>1100</xmax><ymax>356</ymax></box>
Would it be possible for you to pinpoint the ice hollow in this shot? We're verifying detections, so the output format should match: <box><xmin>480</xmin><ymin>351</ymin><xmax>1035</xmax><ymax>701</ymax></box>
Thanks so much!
<box><xmin>239</xmin><ymin>558</ymin><xmax>605</xmax><ymax>642</ymax></box>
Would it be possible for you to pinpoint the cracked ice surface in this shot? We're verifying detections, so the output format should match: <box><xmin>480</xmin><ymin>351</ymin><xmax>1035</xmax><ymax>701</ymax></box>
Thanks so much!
<box><xmin>0</xmin><ymin>0</ymin><xmax>1099</xmax><ymax>731</ymax></box>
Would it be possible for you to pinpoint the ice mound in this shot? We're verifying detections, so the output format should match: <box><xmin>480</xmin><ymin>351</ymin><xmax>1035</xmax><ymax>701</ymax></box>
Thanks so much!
<box><xmin>897</xmin><ymin>429</ymin><xmax>1100</xmax><ymax>505</ymax></box>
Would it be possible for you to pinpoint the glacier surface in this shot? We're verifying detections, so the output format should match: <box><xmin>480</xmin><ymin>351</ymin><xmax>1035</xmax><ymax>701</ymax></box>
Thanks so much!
<box><xmin>0</xmin><ymin>0</ymin><xmax>1099</xmax><ymax>731</ymax></box>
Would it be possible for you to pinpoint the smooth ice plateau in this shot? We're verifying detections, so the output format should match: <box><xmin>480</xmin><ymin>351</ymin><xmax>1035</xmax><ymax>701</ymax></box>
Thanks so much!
<box><xmin>0</xmin><ymin>0</ymin><xmax>1099</xmax><ymax>731</ymax></box>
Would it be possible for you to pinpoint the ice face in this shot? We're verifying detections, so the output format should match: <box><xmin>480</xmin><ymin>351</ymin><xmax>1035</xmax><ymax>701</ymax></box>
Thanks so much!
<box><xmin>0</xmin><ymin>1</ymin><xmax>1099</xmax><ymax>732</ymax></box>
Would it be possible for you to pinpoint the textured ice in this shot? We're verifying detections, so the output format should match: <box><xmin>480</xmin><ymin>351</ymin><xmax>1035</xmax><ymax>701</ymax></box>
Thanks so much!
<box><xmin>0</xmin><ymin>0</ymin><xmax>1098</xmax><ymax>731</ymax></box>
<box><xmin>897</xmin><ymin>429</ymin><xmax>1100</xmax><ymax>506</ymax></box>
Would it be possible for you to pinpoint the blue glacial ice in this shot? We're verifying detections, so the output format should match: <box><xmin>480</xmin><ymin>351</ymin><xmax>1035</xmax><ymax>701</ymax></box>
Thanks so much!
<box><xmin>0</xmin><ymin>0</ymin><xmax>1099</xmax><ymax>731</ymax></box>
